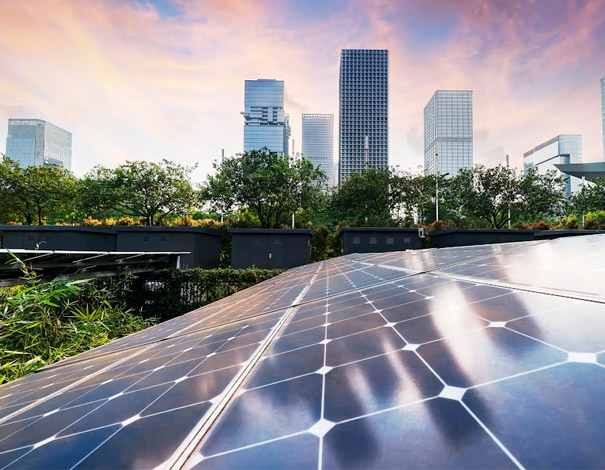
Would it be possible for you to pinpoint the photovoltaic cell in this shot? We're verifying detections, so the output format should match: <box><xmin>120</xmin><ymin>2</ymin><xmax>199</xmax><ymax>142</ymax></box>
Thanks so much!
<box><xmin>1</xmin><ymin>234</ymin><xmax>604</xmax><ymax>469</ymax></box>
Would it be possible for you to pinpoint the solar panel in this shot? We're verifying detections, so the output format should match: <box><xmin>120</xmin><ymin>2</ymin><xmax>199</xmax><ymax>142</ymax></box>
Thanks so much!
<box><xmin>0</xmin><ymin>249</ymin><xmax>186</xmax><ymax>286</ymax></box>
<box><xmin>0</xmin><ymin>235</ymin><xmax>603</xmax><ymax>469</ymax></box>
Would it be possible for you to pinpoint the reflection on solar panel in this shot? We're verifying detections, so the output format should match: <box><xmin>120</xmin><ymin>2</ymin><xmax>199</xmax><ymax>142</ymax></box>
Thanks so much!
<box><xmin>1</xmin><ymin>235</ymin><xmax>604</xmax><ymax>469</ymax></box>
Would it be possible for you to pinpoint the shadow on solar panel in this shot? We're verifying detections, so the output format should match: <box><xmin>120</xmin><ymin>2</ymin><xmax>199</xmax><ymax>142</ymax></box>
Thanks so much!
<box><xmin>0</xmin><ymin>235</ymin><xmax>603</xmax><ymax>469</ymax></box>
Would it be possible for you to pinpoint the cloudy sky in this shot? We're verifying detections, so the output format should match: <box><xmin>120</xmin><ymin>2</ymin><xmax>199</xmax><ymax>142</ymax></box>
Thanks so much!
<box><xmin>0</xmin><ymin>0</ymin><xmax>604</xmax><ymax>181</ymax></box>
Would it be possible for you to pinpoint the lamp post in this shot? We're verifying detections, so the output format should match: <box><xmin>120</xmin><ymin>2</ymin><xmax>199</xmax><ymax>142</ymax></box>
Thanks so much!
<box><xmin>506</xmin><ymin>154</ymin><xmax>511</xmax><ymax>229</ymax></box>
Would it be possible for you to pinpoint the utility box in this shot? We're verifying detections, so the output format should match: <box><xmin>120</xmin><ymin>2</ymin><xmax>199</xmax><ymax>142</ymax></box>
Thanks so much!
<box><xmin>229</xmin><ymin>229</ymin><xmax>312</xmax><ymax>269</ymax></box>
<box><xmin>114</xmin><ymin>227</ymin><xmax>222</xmax><ymax>269</ymax></box>
<box><xmin>0</xmin><ymin>225</ymin><xmax>117</xmax><ymax>251</ymax></box>
<box><xmin>431</xmin><ymin>229</ymin><xmax>535</xmax><ymax>248</ymax></box>
<box><xmin>339</xmin><ymin>227</ymin><xmax>423</xmax><ymax>254</ymax></box>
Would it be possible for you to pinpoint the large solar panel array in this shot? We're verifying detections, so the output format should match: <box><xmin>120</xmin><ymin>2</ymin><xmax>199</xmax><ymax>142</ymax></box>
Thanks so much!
<box><xmin>0</xmin><ymin>235</ymin><xmax>603</xmax><ymax>469</ymax></box>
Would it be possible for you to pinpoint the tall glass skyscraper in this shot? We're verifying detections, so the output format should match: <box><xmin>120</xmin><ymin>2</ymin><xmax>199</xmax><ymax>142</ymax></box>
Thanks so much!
<box><xmin>339</xmin><ymin>49</ymin><xmax>388</xmax><ymax>185</ymax></box>
<box><xmin>523</xmin><ymin>134</ymin><xmax>582</xmax><ymax>197</ymax></box>
<box><xmin>302</xmin><ymin>114</ymin><xmax>334</xmax><ymax>188</ymax></box>
<box><xmin>601</xmin><ymin>77</ymin><xmax>605</xmax><ymax>160</ymax></box>
<box><xmin>5</xmin><ymin>119</ymin><xmax>72</xmax><ymax>170</ymax></box>
<box><xmin>242</xmin><ymin>79</ymin><xmax>290</xmax><ymax>156</ymax></box>
<box><xmin>424</xmin><ymin>90</ymin><xmax>473</xmax><ymax>177</ymax></box>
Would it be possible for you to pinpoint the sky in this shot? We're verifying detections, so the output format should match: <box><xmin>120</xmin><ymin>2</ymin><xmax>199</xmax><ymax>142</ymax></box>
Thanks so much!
<box><xmin>0</xmin><ymin>0</ymin><xmax>604</xmax><ymax>182</ymax></box>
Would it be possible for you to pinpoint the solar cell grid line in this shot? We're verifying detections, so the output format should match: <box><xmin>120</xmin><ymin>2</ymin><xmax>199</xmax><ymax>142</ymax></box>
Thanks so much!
<box><xmin>0</xmin><ymin>308</ymin><xmax>293</xmax><ymax>470</ymax></box>
<box><xmin>40</xmin><ymin>267</ymin><xmax>316</xmax><ymax>371</ymax></box>
<box><xmin>184</xmin><ymin>252</ymin><xmax>605</xmax><ymax>469</ymax></box>
<box><xmin>369</xmin><ymin>240</ymin><xmax>545</xmax><ymax>274</ymax></box>
<box><xmin>437</xmin><ymin>234</ymin><xmax>605</xmax><ymax>301</ymax></box>
<box><xmin>165</xmin><ymin>260</ymin><xmax>326</xmax><ymax>470</ymax></box>
<box><xmin>0</xmin><ymin>341</ymin><xmax>159</xmax><ymax>428</ymax></box>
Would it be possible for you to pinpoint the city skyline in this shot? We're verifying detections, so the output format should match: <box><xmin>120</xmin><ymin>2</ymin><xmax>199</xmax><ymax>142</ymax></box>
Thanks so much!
<box><xmin>0</xmin><ymin>0</ymin><xmax>604</xmax><ymax>180</ymax></box>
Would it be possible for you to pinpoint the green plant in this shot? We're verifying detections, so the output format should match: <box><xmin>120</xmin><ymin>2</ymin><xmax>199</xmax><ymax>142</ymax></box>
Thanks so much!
<box><xmin>99</xmin><ymin>268</ymin><xmax>284</xmax><ymax>321</ymax></box>
<box><xmin>0</xmin><ymin>254</ymin><xmax>155</xmax><ymax>384</ymax></box>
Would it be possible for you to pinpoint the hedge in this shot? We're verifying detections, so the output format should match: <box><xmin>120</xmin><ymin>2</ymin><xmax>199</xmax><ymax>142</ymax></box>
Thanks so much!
<box><xmin>96</xmin><ymin>268</ymin><xmax>283</xmax><ymax>321</ymax></box>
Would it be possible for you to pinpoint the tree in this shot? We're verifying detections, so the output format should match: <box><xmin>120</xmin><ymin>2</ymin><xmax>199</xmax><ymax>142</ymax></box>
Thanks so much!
<box><xmin>448</xmin><ymin>165</ymin><xmax>566</xmax><ymax>229</ymax></box>
<box><xmin>202</xmin><ymin>149</ymin><xmax>326</xmax><ymax>228</ymax></box>
<box><xmin>79</xmin><ymin>160</ymin><xmax>199</xmax><ymax>225</ymax></box>
<box><xmin>570</xmin><ymin>177</ymin><xmax>605</xmax><ymax>215</ymax></box>
<box><xmin>330</xmin><ymin>167</ymin><xmax>395</xmax><ymax>226</ymax></box>
<box><xmin>0</xmin><ymin>158</ymin><xmax>76</xmax><ymax>225</ymax></box>
<box><xmin>390</xmin><ymin>170</ymin><xmax>448</xmax><ymax>225</ymax></box>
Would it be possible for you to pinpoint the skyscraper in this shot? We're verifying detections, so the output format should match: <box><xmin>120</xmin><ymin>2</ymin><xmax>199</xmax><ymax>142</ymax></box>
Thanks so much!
<box><xmin>5</xmin><ymin>119</ymin><xmax>72</xmax><ymax>170</ymax></box>
<box><xmin>302</xmin><ymin>114</ymin><xmax>334</xmax><ymax>187</ymax></box>
<box><xmin>242</xmin><ymin>79</ymin><xmax>290</xmax><ymax>156</ymax></box>
<box><xmin>424</xmin><ymin>90</ymin><xmax>473</xmax><ymax>177</ymax></box>
<box><xmin>601</xmin><ymin>77</ymin><xmax>605</xmax><ymax>160</ymax></box>
<box><xmin>523</xmin><ymin>134</ymin><xmax>582</xmax><ymax>197</ymax></box>
<box><xmin>339</xmin><ymin>49</ymin><xmax>388</xmax><ymax>185</ymax></box>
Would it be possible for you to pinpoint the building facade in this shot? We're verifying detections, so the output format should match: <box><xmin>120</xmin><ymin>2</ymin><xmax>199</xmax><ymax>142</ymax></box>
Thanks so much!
<box><xmin>424</xmin><ymin>90</ymin><xmax>473</xmax><ymax>177</ymax></box>
<box><xmin>339</xmin><ymin>49</ymin><xmax>388</xmax><ymax>185</ymax></box>
<box><xmin>523</xmin><ymin>134</ymin><xmax>582</xmax><ymax>197</ymax></box>
<box><xmin>5</xmin><ymin>119</ymin><xmax>72</xmax><ymax>169</ymax></box>
<box><xmin>601</xmin><ymin>77</ymin><xmax>605</xmax><ymax>160</ymax></box>
<box><xmin>242</xmin><ymin>79</ymin><xmax>290</xmax><ymax>156</ymax></box>
<box><xmin>302</xmin><ymin>114</ymin><xmax>334</xmax><ymax>187</ymax></box>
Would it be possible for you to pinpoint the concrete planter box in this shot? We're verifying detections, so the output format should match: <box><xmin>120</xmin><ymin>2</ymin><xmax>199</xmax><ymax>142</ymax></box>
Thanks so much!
<box><xmin>431</xmin><ymin>229</ymin><xmax>534</xmax><ymax>248</ymax></box>
<box><xmin>114</xmin><ymin>226</ymin><xmax>222</xmax><ymax>269</ymax></box>
<box><xmin>0</xmin><ymin>225</ymin><xmax>117</xmax><ymax>251</ymax></box>
<box><xmin>339</xmin><ymin>227</ymin><xmax>423</xmax><ymax>254</ymax></box>
<box><xmin>229</xmin><ymin>229</ymin><xmax>312</xmax><ymax>269</ymax></box>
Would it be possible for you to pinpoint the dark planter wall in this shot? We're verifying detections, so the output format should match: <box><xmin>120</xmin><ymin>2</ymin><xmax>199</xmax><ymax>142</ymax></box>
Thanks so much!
<box><xmin>339</xmin><ymin>228</ymin><xmax>423</xmax><ymax>254</ymax></box>
<box><xmin>431</xmin><ymin>229</ymin><xmax>534</xmax><ymax>248</ymax></box>
<box><xmin>1</xmin><ymin>227</ymin><xmax>116</xmax><ymax>251</ymax></box>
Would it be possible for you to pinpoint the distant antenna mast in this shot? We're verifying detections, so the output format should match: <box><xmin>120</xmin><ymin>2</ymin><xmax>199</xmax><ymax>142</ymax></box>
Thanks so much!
<box><xmin>364</xmin><ymin>135</ymin><xmax>369</xmax><ymax>169</ymax></box>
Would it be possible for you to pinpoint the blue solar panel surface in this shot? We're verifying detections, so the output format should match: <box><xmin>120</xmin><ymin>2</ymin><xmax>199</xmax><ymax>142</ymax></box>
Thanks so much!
<box><xmin>0</xmin><ymin>235</ymin><xmax>604</xmax><ymax>469</ymax></box>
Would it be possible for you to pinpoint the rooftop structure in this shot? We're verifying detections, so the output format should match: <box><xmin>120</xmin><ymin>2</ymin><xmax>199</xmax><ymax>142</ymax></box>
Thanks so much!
<box><xmin>523</xmin><ymin>134</ymin><xmax>582</xmax><ymax>196</ymax></box>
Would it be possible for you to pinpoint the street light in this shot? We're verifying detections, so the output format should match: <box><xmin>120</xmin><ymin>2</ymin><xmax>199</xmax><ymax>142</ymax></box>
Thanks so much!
<box><xmin>506</xmin><ymin>154</ymin><xmax>511</xmax><ymax>229</ymax></box>
<box><xmin>434</xmin><ymin>153</ymin><xmax>448</xmax><ymax>221</ymax></box>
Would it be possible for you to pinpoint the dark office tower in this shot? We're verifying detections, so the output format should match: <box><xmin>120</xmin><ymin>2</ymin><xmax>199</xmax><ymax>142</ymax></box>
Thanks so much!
<box><xmin>339</xmin><ymin>49</ymin><xmax>388</xmax><ymax>185</ymax></box>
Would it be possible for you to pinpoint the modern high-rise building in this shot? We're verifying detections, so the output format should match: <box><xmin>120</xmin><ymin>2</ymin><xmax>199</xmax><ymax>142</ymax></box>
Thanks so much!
<box><xmin>523</xmin><ymin>134</ymin><xmax>582</xmax><ymax>197</ymax></box>
<box><xmin>302</xmin><ymin>114</ymin><xmax>334</xmax><ymax>187</ymax></box>
<box><xmin>424</xmin><ymin>90</ymin><xmax>473</xmax><ymax>177</ymax></box>
<box><xmin>5</xmin><ymin>119</ymin><xmax>72</xmax><ymax>170</ymax></box>
<box><xmin>242</xmin><ymin>79</ymin><xmax>290</xmax><ymax>156</ymax></box>
<box><xmin>601</xmin><ymin>77</ymin><xmax>605</xmax><ymax>160</ymax></box>
<box><xmin>339</xmin><ymin>49</ymin><xmax>388</xmax><ymax>185</ymax></box>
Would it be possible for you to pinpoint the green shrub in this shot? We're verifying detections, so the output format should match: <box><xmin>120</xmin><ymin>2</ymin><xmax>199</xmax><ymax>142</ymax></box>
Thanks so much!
<box><xmin>96</xmin><ymin>268</ymin><xmax>284</xmax><ymax>321</ymax></box>
<box><xmin>0</xmin><ymin>262</ymin><xmax>154</xmax><ymax>384</ymax></box>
